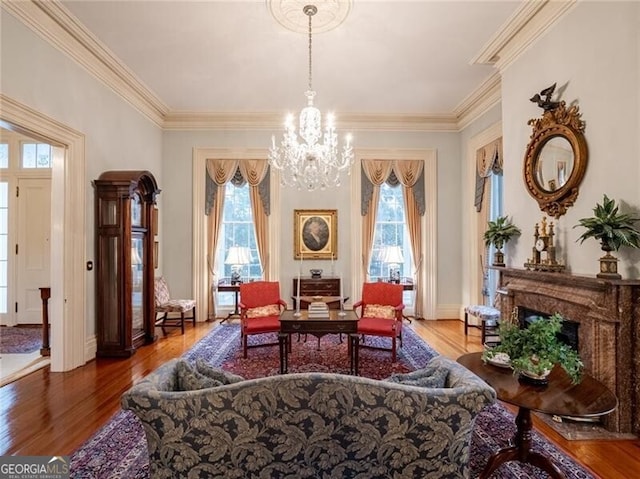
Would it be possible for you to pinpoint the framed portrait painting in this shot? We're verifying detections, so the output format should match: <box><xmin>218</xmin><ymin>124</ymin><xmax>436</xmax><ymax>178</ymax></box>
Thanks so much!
<box><xmin>294</xmin><ymin>209</ymin><xmax>337</xmax><ymax>259</ymax></box>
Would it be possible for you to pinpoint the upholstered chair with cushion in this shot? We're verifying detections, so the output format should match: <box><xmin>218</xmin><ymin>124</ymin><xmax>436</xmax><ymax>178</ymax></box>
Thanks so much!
<box><xmin>239</xmin><ymin>281</ymin><xmax>287</xmax><ymax>358</ymax></box>
<box><xmin>154</xmin><ymin>276</ymin><xmax>196</xmax><ymax>334</ymax></box>
<box><xmin>353</xmin><ymin>282</ymin><xmax>405</xmax><ymax>361</ymax></box>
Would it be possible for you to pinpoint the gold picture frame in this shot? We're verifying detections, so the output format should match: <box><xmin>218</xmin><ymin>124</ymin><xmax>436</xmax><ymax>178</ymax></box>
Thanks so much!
<box><xmin>294</xmin><ymin>209</ymin><xmax>337</xmax><ymax>260</ymax></box>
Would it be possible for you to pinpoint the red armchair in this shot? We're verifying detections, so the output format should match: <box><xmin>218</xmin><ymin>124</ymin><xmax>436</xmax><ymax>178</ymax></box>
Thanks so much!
<box><xmin>353</xmin><ymin>282</ymin><xmax>405</xmax><ymax>361</ymax></box>
<box><xmin>238</xmin><ymin>281</ymin><xmax>286</xmax><ymax>358</ymax></box>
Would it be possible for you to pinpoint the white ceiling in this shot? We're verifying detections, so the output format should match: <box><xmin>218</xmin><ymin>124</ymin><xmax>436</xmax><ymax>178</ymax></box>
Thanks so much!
<box><xmin>60</xmin><ymin>0</ymin><xmax>522</xmax><ymax>117</ymax></box>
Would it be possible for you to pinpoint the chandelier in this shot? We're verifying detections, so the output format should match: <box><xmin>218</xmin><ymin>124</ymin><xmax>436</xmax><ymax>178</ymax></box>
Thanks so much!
<box><xmin>268</xmin><ymin>4</ymin><xmax>354</xmax><ymax>192</ymax></box>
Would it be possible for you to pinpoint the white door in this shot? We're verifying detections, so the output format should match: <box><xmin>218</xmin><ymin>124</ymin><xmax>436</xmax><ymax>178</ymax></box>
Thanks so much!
<box><xmin>16</xmin><ymin>178</ymin><xmax>51</xmax><ymax>324</ymax></box>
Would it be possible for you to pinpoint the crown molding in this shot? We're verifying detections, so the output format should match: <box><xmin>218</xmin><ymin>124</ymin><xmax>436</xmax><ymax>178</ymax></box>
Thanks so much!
<box><xmin>163</xmin><ymin>111</ymin><xmax>460</xmax><ymax>132</ymax></box>
<box><xmin>471</xmin><ymin>0</ymin><xmax>577</xmax><ymax>71</ymax></box>
<box><xmin>454</xmin><ymin>73</ymin><xmax>502</xmax><ymax>131</ymax></box>
<box><xmin>2</xmin><ymin>0</ymin><xmax>168</xmax><ymax>127</ymax></box>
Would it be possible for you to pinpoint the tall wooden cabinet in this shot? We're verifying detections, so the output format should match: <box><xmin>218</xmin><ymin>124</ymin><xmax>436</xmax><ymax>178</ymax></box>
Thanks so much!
<box><xmin>94</xmin><ymin>171</ymin><xmax>160</xmax><ymax>357</ymax></box>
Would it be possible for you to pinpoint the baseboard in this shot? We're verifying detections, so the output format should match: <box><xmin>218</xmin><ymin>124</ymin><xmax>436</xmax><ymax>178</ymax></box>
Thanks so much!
<box><xmin>437</xmin><ymin>304</ymin><xmax>463</xmax><ymax>320</ymax></box>
<box><xmin>85</xmin><ymin>335</ymin><xmax>97</xmax><ymax>362</ymax></box>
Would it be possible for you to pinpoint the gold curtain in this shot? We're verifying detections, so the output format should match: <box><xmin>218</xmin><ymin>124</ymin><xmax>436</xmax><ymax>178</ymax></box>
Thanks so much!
<box><xmin>475</xmin><ymin>138</ymin><xmax>502</xmax><ymax>304</ymax></box>
<box><xmin>206</xmin><ymin>159</ymin><xmax>270</xmax><ymax>318</ymax></box>
<box><xmin>394</xmin><ymin>160</ymin><xmax>424</xmax><ymax>319</ymax></box>
<box><xmin>238</xmin><ymin>160</ymin><xmax>270</xmax><ymax>279</ymax></box>
<box><xmin>206</xmin><ymin>159</ymin><xmax>238</xmax><ymax>318</ymax></box>
<box><xmin>361</xmin><ymin>159</ymin><xmax>425</xmax><ymax>318</ymax></box>
<box><xmin>361</xmin><ymin>160</ymin><xmax>394</xmax><ymax>277</ymax></box>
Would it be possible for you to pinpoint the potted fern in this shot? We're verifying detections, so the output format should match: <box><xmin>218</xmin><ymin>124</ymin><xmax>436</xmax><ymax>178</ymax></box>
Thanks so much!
<box><xmin>484</xmin><ymin>216</ymin><xmax>521</xmax><ymax>266</ymax></box>
<box><xmin>483</xmin><ymin>313</ymin><xmax>583</xmax><ymax>385</ymax></box>
<box><xmin>574</xmin><ymin>194</ymin><xmax>640</xmax><ymax>279</ymax></box>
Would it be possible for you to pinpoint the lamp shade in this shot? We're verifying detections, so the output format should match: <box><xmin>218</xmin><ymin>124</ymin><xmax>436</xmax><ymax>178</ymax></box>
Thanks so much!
<box><xmin>225</xmin><ymin>246</ymin><xmax>252</xmax><ymax>266</ymax></box>
<box><xmin>380</xmin><ymin>245</ymin><xmax>404</xmax><ymax>264</ymax></box>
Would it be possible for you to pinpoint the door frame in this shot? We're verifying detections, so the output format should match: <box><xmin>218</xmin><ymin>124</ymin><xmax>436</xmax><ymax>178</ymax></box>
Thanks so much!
<box><xmin>0</xmin><ymin>94</ymin><xmax>87</xmax><ymax>372</ymax></box>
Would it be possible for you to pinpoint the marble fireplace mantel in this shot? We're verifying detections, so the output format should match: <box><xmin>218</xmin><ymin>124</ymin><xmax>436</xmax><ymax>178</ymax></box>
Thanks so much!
<box><xmin>494</xmin><ymin>267</ymin><xmax>640</xmax><ymax>434</ymax></box>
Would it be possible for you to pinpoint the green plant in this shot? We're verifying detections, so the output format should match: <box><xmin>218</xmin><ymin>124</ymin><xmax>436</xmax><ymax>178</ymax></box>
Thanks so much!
<box><xmin>574</xmin><ymin>194</ymin><xmax>640</xmax><ymax>252</ymax></box>
<box><xmin>483</xmin><ymin>216</ymin><xmax>521</xmax><ymax>251</ymax></box>
<box><xmin>483</xmin><ymin>313</ymin><xmax>583</xmax><ymax>384</ymax></box>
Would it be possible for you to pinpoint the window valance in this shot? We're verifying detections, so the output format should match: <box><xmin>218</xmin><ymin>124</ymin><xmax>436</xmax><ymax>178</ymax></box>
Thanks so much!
<box><xmin>361</xmin><ymin>159</ymin><xmax>425</xmax><ymax>216</ymax></box>
<box><xmin>205</xmin><ymin>159</ymin><xmax>270</xmax><ymax>215</ymax></box>
<box><xmin>474</xmin><ymin>138</ymin><xmax>503</xmax><ymax>212</ymax></box>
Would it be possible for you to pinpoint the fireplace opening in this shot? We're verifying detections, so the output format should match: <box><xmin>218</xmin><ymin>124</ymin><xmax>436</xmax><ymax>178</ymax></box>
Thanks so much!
<box><xmin>518</xmin><ymin>307</ymin><xmax>579</xmax><ymax>352</ymax></box>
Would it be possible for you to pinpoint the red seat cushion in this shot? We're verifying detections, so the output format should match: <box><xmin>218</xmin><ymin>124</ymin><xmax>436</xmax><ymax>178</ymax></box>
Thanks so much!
<box><xmin>358</xmin><ymin>317</ymin><xmax>398</xmax><ymax>336</ymax></box>
<box><xmin>243</xmin><ymin>316</ymin><xmax>281</xmax><ymax>334</ymax></box>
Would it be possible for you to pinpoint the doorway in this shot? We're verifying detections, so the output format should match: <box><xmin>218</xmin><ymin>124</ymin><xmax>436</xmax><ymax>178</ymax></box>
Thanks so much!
<box><xmin>1</xmin><ymin>94</ymin><xmax>87</xmax><ymax>373</ymax></box>
<box><xmin>0</xmin><ymin>130</ymin><xmax>53</xmax><ymax>385</ymax></box>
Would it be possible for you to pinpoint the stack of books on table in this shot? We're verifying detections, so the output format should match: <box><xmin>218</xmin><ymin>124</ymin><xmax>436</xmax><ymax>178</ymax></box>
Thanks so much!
<box><xmin>307</xmin><ymin>302</ymin><xmax>329</xmax><ymax>319</ymax></box>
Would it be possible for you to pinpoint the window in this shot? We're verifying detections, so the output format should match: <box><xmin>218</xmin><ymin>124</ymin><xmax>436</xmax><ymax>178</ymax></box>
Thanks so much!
<box><xmin>216</xmin><ymin>182</ymin><xmax>261</xmax><ymax>306</ymax></box>
<box><xmin>22</xmin><ymin>142</ymin><xmax>52</xmax><ymax>168</ymax></box>
<box><xmin>486</xmin><ymin>172</ymin><xmax>504</xmax><ymax>306</ymax></box>
<box><xmin>0</xmin><ymin>144</ymin><xmax>8</xmax><ymax>169</ymax></box>
<box><xmin>0</xmin><ymin>182</ymin><xmax>7</xmax><ymax>313</ymax></box>
<box><xmin>368</xmin><ymin>183</ymin><xmax>413</xmax><ymax>305</ymax></box>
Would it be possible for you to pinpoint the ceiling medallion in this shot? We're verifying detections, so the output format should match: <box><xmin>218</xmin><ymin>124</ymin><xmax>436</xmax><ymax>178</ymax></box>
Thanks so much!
<box><xmin>267</xmin><ymin>0</ymin><xmax>352</xmax><ymax>34</ymax></box>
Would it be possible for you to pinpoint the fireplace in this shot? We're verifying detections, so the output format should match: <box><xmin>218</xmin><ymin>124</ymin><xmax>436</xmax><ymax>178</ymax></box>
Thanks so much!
<box><xmin>518</xmin><ymin>307</ymin><xmax>579</xmax><ymax>352</ymax></box>
<box><xmin>496</xmin><ymin>267</ymin><xmax>640</xmax><ymax>434</ymax></box>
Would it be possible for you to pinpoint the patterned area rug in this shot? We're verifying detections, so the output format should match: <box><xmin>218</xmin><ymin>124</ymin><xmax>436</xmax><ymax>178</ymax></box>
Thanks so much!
<box><xmin>70</xmin><ymin>324</ymin><xmax>595</xmax><ymax>478</ymax></box>
<box><xmin>0</xmin><ymin>326</ymin><xmax>42</xmax><ymax>354</ymax></box>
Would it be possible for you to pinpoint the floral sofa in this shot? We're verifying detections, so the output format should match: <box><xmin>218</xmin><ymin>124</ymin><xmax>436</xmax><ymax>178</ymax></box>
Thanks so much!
<box><xmin>121</xmin><ymin>356</ymin><xmax>495</xmax><ymax>479</ymax></box>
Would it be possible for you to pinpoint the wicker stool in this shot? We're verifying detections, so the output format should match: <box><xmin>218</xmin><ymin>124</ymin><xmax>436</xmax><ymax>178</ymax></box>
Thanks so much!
<box><xmin>464</xmin><ymin>305</ymin><xmax>500</xmax><ymax>345</ymax></box>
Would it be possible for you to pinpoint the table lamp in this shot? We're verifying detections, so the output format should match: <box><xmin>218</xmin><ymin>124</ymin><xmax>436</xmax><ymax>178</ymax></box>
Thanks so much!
<box><xmin>225</xmin><ymin>246</ymin><xmax>251</xmax><ymax>284</ymax></box>
<box><xmin>380</xmin><ymin>245</ymin><xmax>403</xmax><ymax>283</ymax></box>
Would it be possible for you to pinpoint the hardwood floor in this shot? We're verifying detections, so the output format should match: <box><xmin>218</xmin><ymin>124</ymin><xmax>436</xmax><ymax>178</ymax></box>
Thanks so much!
<box><xmin>1</xmin><ymin>319</ymin><xmax>639</xmax><ymax>478</ymax></box>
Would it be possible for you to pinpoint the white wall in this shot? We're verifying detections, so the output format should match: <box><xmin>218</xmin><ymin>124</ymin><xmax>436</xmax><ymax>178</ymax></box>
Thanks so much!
<box><xmin>1</xmin><ymin>12</ymin><xmax>163</xmax><ymax>338</ymax></box>
<box><xmin>501</xmin><ymin>1</ymin><xmax>640</xmax><ymax>278</ymax></box>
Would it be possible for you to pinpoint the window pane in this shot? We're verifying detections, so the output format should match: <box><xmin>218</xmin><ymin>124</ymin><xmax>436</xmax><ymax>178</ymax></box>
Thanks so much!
<box><xmin>22</xmin><ymin>142</ymin><xmax>52</xmax><ymax>169</ymax></box>
<box><xmin>0</xmin><ymin>209</ymin><xmax>7</xmax><ymax>235</ymax></box>
<box><xmin>0</xmin><ymin>235</ymin><xmax>6</xmax><ymax>261</ymax></box>
<box><xmin>217</xmin><ymin>182</ymin><xmax>261</xmax><ymax>285</ymax></box>
<box><xmin>0</xmin><ymin>144</ymin><xmax>8</xmax><ymax>168</ymax></box>
<box><xmin>0</xmin><ymin>181</ymin><xmax>7</xmax><ymax>313</ymax></box>
<box><xmin>22</xmin><ymin>143</ymin><xmax>36</xmax><ymax>168</ymax></box>
<box><xmin>0</xmin><ymin>182</ymin><xmax>7</xmax><ymax>208</ymax></box>
<box><xmin>0</xmin><ymin>287</ymin><xmax>6</xmax><ymax>314</ymax></box>
<box><xmin>369</xmin><ymin>183</ymin><xmax>410</xmax><ymax>283</ymax></box>
<box><xmin>36</xmin><ymin>143</ymin><xmax>52</xmax><ymax>168</ymax></box>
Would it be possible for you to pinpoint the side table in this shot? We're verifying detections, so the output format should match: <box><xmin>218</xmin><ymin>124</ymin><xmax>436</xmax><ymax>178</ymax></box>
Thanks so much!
<box><xmin>457</xmin><ymin>352</ymin><xmax>617</xmax><ymax>479</ymax></box>
<box><xmin>217</xmin><ymin>281</ymin><xmax>241</xmax><ymax>323</ymax></box>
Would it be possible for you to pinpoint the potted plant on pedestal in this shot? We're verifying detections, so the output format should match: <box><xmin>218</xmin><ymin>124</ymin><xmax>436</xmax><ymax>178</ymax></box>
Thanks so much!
<box><xmin>483</xmin><ymin>216</ymin><xmax>521</xmax><ymax>266</ymax></box>
<box><xmin>483</xmin><ymin>313</ymin><xmax>583</xmax><ymax>385</ymax></box>
<box><xmin>574</xmin><ymin>194</ymin><xmax>640</xmax><ymax>279</ymax></box>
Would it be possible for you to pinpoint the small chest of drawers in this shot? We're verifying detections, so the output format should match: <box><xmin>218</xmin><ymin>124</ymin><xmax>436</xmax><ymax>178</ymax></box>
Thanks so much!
<box><xmin>293</xmin><ymin>277</ymin><xmax>340</xmax><ymax>297</ymax></box>
<box><xmin>292</xmin><ymin>277</ymin><xmax>341</xmax><ymax>310</ymax></box>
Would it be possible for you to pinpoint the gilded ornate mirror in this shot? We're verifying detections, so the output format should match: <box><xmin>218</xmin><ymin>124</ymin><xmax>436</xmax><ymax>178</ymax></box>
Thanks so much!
<box><xmin>523</xmin><ymin>84</ymin><xmax>588</xmax><ymax>218</ymax></box>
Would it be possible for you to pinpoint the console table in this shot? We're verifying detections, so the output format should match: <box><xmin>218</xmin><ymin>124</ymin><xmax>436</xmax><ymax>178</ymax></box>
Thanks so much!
<box><xmin>458</xmin><ymin>352</ymin><xmax>617</xmax><ymax>478</ymax></box>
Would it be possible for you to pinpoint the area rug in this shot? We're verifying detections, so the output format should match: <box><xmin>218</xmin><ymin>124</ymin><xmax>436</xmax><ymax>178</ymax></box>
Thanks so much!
<box><xmin>0</xmin><ymin>326</ymin><xmax>42</xmax><ymax>354</ymax></box>
<box><xmin>70</xmin><ymin>324</ymin><xmax>595</xmax><ymax>478</ymax></box>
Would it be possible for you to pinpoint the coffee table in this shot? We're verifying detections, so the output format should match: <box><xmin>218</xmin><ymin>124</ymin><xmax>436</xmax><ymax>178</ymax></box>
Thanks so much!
<box><xmin>457</xmin><ymin>352</ymin><xmax>617</xmax><ymax>479</ymax></box>
<box><xmin>279</xmin><ymin>309</ymin><xmax>359</xmax><ymax>375</ymax></box>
